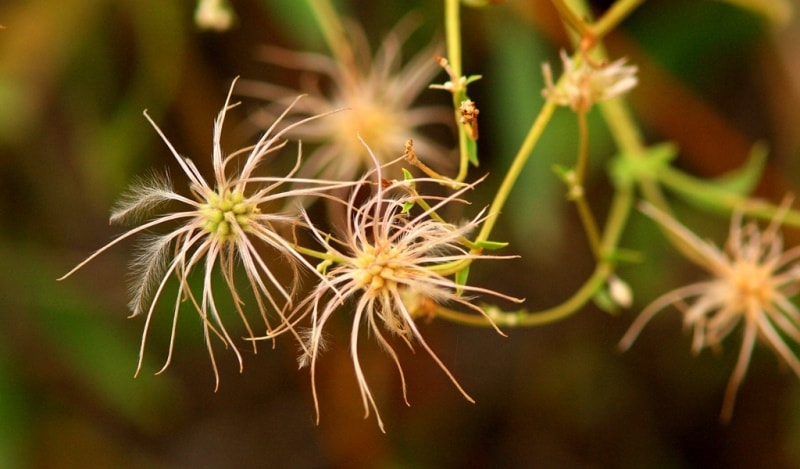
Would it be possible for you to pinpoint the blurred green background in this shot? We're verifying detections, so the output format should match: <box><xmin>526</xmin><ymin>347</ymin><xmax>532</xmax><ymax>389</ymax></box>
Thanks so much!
<box><xmin>3</xmin><ymin>0</ymin><xmax>800</xmax><ymax>467</ymax></box>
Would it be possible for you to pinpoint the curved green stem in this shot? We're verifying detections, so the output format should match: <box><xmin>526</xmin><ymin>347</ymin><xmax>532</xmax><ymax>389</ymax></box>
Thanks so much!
<box><xmin>436</xmin><ymin>262</ymin><xmax>613</xmax><ymax>327</ymax></box>
<box><xmin>438</xmin><ymin>170</ymin><xmax>635</xmax><ymax>328</ymax></box>
<box><xmin>572</xmin><ymin>110</ymin><xmax>602</xmax><ymax>256</ymax></box>
<box><xmin>475</xmin><ymin>100</ymin><xmax>559</xmax><ymax>244</ymax></box>
<box><xmin>435</xmin><ymin>0</ymin><xmax>654</xmax><ymax>328</ymax></box>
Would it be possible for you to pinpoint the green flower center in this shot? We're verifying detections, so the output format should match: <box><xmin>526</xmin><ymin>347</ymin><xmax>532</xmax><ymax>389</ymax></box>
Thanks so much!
<box><xmin>354</xmin><ymin>244</ymin><xmax>403</xmax><ymax>292</ymax></box>
<box><xmin>201</xmin><ymin>189</ymin><xmax>259</xmax><ymax>240</ymax></box>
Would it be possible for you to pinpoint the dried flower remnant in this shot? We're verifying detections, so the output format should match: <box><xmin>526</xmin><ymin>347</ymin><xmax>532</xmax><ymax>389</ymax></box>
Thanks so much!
<box><xmin>458</xmin><ymin>99</ymin><xmax>480</xmax><ymax>140</ymax></box>
<box><xmin>59</xmin><ymin>80</ymin><xmax>351</xmax><ymax>388</ymax></box>
<box><xmin>239</xmin><ymin>17</ymin><xmax>452</xmax><ymax>182</ymax></box>
<box><xmin>282</xmin><ymin>153</ymin><xmax>518</xmax><ymax>431</ymax></box>
<box><xmin>619</xmin><ymin>203</ymin><xmax>800</xmax><ymax>421</ymax></box>
<box><xmin>542</xmin><ymin>50</ymin><xmax>638</xmax><ymax>112</ymax></box>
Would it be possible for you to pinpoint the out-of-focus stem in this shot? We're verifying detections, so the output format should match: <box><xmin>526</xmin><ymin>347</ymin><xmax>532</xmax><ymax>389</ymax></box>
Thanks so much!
<box><xmin>306</xmin><ymin>0</ymin><xmax>355</xmax><ymax>70</ymax></box>
<box><xmin>572</xmin><ymin>110</ymin><xmax>603</xmax><ymax>256</ymax></box>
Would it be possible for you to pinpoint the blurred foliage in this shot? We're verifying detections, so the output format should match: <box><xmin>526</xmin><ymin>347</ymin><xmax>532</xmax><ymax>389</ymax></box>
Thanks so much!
<box><xmin>2</xmin><ymin>0</ymin><xmax>800</xmax><ymax>467</ymax></box>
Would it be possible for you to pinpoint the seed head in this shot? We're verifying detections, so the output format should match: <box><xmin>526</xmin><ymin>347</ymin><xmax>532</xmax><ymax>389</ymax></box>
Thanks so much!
<box><xmin>281</xmin><ymin>148</ymin><xmax>518</xmax><ymax>431</ymax></box>
<box><xmin>542</xmin><ymin>50</ymin><xmax>638</xmax><ymax>112</ymax></box>
<box><xmin>239</xmin><ymin>16</ymin><xmax>453</xmax><ymax>183</ymax></box>
<box><xmin>619</xmin><ymin>202</ymin><xmax>800</xmax><ymax>421</ymax></box>
<box><xmin>60</xmin><ymin>79</ymin><xmax>354</xmax><ymax>388</ymax></box>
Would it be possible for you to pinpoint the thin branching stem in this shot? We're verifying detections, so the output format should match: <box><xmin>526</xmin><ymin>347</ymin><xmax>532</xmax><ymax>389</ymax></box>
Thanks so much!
<box><xmin>573</xmin><ymin>109</ymin><xmax>603</xmax><ymax>257</ymax></box>
<box><xmin>437</xmin><ymin>0</ymin><xmax>650</xmax><ymax>328</ymax></box>
<box><xmin>444</xmin><ymin>0</ymin><xmax>473</xmax><ymax>182</ymax></box>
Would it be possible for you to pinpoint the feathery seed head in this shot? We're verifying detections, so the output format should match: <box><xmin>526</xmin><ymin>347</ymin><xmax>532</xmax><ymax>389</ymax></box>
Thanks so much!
<box><xmin>60</xmin><ymin>78</ymin><xmax>355</xmax><ymax>389</ymax></box>
<box><xmin>284</xmin><ymin>152</ymin><xmax>519</xmax><ymax>431</ymax></box>
<box><xmin>239</xmin><ymin>16</ymin><xmax>452</xmax><ymax>182</ymax></box>
<box><xmin>542</xmin><ymin>49</ymin><xmax>638</xmax><ymax>112</ymax></box>
<box><xmin>619</xmin><ymin>202</ymin><xmax>800</xmax><ymax>422</ymax></box>
<box><xmin>200</xmin><ymin>188</ymin><xmax>260</xmax><ymax>240</ymax></box>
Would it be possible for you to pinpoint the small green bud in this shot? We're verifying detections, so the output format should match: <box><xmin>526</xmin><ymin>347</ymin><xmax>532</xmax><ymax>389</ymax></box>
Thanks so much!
<box><xmin>232</xmin><ymin>202</ymin><xmax>248</xmax><ymax>215</ymax></box>
<box><xmin>217</xmin><ymin>220</ymin><xmax>230</xmax><ymax>237</ymax></box>
<box><xmin>208</xmin><ymin>209</ymin><xmax>224</xmax><ymax>223</ymax></box>
<box><xmin>235</xmin><ymin>214</ymin><xmax>251</xmax><ymax>227</ymax></box>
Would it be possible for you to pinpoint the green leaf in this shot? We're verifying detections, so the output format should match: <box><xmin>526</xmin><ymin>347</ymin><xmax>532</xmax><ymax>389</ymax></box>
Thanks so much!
<box><xmin>592</xmin><ymin>287</ymin><xmax>619</xmax><ymax>315</ymax></box>
<box><xmin>474</xmin><ymin>240</ymin><xmax>509</xmax><ymax>250</ymax></box>
<box><xmin>710</xmin><ymin>142</ymin><xmax>767</xmax><ymax>194</ymax></box>
<box><xmin>466</xmin><ymin>136</ymin><xmax>479</xmax><ymax>166</ymax></box>
<box><xmin>465</xmin><ymin>74</ymin><xmax>483</xmax><ymax>85</ymax></box>
<box><xmin>657</xmin><ymin>143</ymin><xmax>768</xmax><ymax>213</ymax></box>
<box><xmin>455</xmin><ymin>264</ymin><xmax>470</xmax><ymax>293</ymax></box>
<box><xmin>604</xmin><ymin>247</ymin><xmax>644</xmax><ymax>264</ymax></box>
<box><xmin>608</xmin><ymin>142</ymin><xmax>678</xmax><ymax>188</ymax></box>
<box><xmin>551</xmin><ymin>164</ymin><xmax>572</xmax><ymax>181</ymax></box>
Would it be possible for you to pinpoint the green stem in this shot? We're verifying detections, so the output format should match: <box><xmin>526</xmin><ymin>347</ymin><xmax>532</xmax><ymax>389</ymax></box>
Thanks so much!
<box><xmin>294</xmin><ymin>244</ymin><xmax>339</xmax><ymax>263</ymax></box>
<box><xmin>575</xmin><ymin>110</ymin><xmax>590</xmax><ymax>182</ymax></box>
<box><xmin>600</xmin><ymin>169</ymin><xmax>635</xmax><ymax>254</ymax></box>
<box><xmin>475</xmin><ymin>100</ymin><xmax>559</xmax><ymax>244</ymax></box>
<box><xmin>572</xmin><ymin>110</ymin><xmax>602</xmax><ymax>256</ymax></box>
<box><xmin>552</xmin><ymin>0</ymin><xmax>645</xmax><ymax>48</ymax></box>
<box><xmin>596</xmin><ymin>92</ymin><xmax>644</xmax><ymax>154</ymax></box>
<box><xmin>444</xmin><ymin>0</ymin><xmax>474</xmax><ymax>182</ymax></box>
<box><xmin>550</xmin><ymin>0</ymin><xmax>592</xmax><ymax>38</ymax></box>
<box><xmin>443</xmin><ymin>0</ymin><xmax>652</xmax><ymax>328</ymax></box>
<box><xmin>591</xmin><ymin>52</ymin><xmax>672</xmax><ymax>213</ymax></box>
<box><xmin>454</xmin><ymin>120</ymin><xmax>471</xmax><ymax>182</ymax></box>
<box><xmin>306</xmin><ymin>0</ymin><xmax>354</xmax><ymax>70</ymax></box>
<box><xmin>658</xmin><ymin>165</ymin><xmax>800</xmax><ymax>227</ymax></box>
<box><xmin>592</xmin><ymin>0</ymin><xmax>646</xmax><ymax>41</ymax></box>
<box><xmin>575</xmin><ymin>196</ymin><xmax>603</xmax><ymax>257</ymax></box>
<box><xmin>436</xmin><ymin>262</ymin><xmax>613</xmax><ymax>327</ymax></box>
<box><xmin>425</xmin><ymin>0</ymin><xmax>673</xmax><ymax>331</ymax></box>
<box><xmin>438</xmin><ymin>173</ymin><xmax>635</xmax><ymax>329</ymax></box>
<box><xmin>445</xmin><ymin>0</ymin><xmax>462</xmax><ymax>80</ymax></box>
